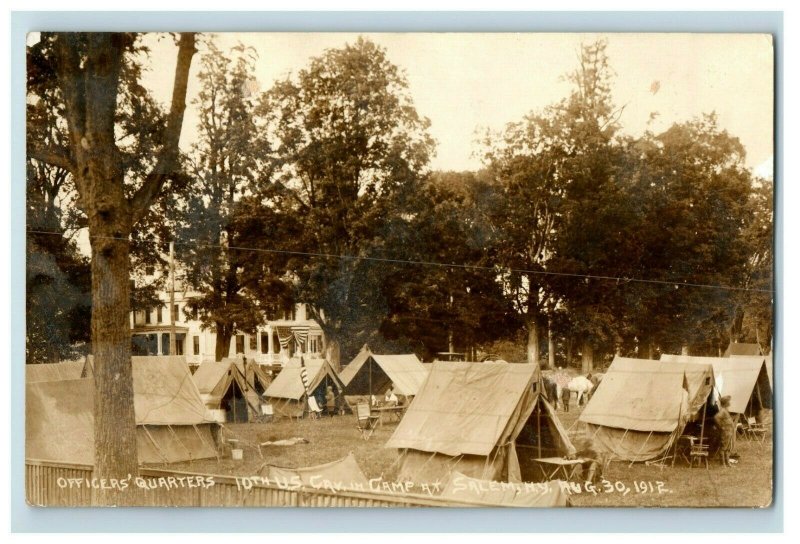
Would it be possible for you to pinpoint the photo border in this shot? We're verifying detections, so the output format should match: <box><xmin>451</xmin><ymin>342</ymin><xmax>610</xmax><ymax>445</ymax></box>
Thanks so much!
<box><xmin>9</xmin><ymin>10</ymin><xmax>784</xmax><ymax>533</ymax></box>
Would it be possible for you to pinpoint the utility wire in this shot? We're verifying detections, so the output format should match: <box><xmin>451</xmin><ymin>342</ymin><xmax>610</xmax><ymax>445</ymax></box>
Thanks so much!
<box><xmin>26</xmin><ymin>229</ymin><xmax>774</xmax><ymax>294</ymax></box>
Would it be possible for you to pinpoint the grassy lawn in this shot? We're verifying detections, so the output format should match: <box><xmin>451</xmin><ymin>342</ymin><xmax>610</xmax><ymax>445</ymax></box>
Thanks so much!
<box><xmin>161</xmin><ymin>405</ymin><xmax>773</xmax><ymax>507</ymax></box>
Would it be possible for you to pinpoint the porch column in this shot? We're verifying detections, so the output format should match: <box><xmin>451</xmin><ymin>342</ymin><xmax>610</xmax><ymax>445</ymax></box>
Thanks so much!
<box><xmin>267</xmin><ymin>327</ymin><xmax>275</xmax><ymax>359</ymax></box>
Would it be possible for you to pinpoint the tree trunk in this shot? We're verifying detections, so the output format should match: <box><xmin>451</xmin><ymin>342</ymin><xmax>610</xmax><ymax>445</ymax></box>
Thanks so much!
<box><xmin>566</xmin><ymin>338</ymin><xmax>572</xmax><ymax>369</ymax></box>
<box><xmin>547</xmin><ymin>319</ymin><xmax>555</xmax><ymax>369</ymax></box>
<box><xmin>581</xmin><ymin>340</ymin><xmax>593</xmax><ymax>374</ymax></box>
<box><xmin>91</xmin><ymin>229</ymin><xmax>139</xmax><ymax>505</ymax></box>
<box><xmin>215</xmin><ymin>323</ymin><xmax>233</xmax><ymax>362</ymax></box>
<box><xmin>526</xmin><ymin>318</ymin><xmax>539</xmax><ymax>365</ymax></box>
<box><xmin>324</xmin><ymin>337</ymin><xmax>341</xmax><ymax>372</ymax></box>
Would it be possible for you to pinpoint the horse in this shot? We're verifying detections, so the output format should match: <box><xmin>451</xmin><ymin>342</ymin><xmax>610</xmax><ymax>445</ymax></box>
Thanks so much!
<box><xmin>566</xmin><ymin>375</ymin><xmax>596</xmax><ymax>407</ymax></box>
<box><xmin>542</xmin><ymin>375</ymin><xmax>560</xmax><ymax>405</ymax></box>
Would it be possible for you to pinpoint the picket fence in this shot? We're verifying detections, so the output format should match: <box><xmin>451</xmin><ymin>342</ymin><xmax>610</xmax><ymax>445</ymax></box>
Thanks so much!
<box><xmin>25</xmin><ymin>459</ymin><xmax>502</xmax><ymax>508</ymax></box>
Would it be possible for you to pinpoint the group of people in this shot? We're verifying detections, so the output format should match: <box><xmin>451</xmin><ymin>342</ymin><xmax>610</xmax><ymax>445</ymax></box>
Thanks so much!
<box><xmin>314</xmin><ymin>384</ymin><xmax>399</xmax><ymax>418</ymax></box>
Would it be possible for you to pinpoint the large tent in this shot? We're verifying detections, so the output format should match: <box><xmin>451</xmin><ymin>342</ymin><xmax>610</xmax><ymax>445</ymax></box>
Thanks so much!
<box><xmin>26</xmin><ymin>359</ymin><xmax>92</xmax><ymax>383</ymax></box>
<box><xmin>723</xmin><ymin>342</ymin><xmax>761</xmax><ymax>357</ymax></box>
<box><xmin>660</xmin><ymin>354</ymin><xmax>772</xmax><ymax>416</ymax></box>
<box><xmin>579</xmin><ymin>356</ymin><xmax>715</xmax><ymax>462</ymax></box>
<box><xmin>26</xmin><ymin>357</ymin><xmax>218</xmax><ymax>465</ymax></box>
<box><xmin>263</xmin><ymin>357</ymin><xmax>344</xmax><ymax>418</ymax></box>
<box><xmin>339</xmin><ymin>346</ymin><xmax>429</xmax><ymax>399</ymax></box>
<box><xmin>385</xmin><ymin>361</ymin><xmax>575</xmax><ymax>485</ymax></box>
<box><xmin>192</xmin><ymin>360</ymin><xmax>265</xmax><ymax>422</ymax></box>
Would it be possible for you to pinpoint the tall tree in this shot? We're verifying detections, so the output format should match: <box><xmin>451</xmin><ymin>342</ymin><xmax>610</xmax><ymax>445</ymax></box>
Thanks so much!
<box><xmin>27</xmin><ymin>32</ymin><xmax>196</xmax><ymax>504</ymax></box>
<box><xmin>482</xmin><ymin>112</ymin><xmax>568</xmax><ymax>365</ymax></box>
<box><xmin>174</xmin><ymin>43</ymin><xmax>273</xmax><ymax>360</ymax></box>
<box><xmin>544</xmin><ymin>40</ymin><xmax>631</xmax><ymax>371</ymax></box>
<box><xmin>253</xmin><ymin>37</ymin><xmax>434</xmax><ymax>368</ymax></box>
<box><xmin>377</xmin><ymin>172</ymin><xmax>517</xmax><ymax>360</ymax></box>
<box><xmin>629</xmin><ymin>116</ymin><xmax>755</xmax><ymax>356</ymax></box>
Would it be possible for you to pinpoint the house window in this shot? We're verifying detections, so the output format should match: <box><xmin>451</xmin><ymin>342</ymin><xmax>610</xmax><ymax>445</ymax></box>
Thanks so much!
<box><xmin>145</xmin><ymin>309</ymin><xmax>152</xmax><ymax>324</ymax></box>
<box><xmin>175</xmin><ymin>333</ymin><xmax>185</xmax><ymax>356</ymax></box>
<box><xmin>161</xmin><ymin>333</ymin><xmax>170</xmax><ymax>355</ymax></box>
<box><xmin>308</xmin><ymin>335</ymin><xmax>321</xmax><ymax>354</ymax></box>
<box><xmin>249</xmin><ymin>335</ymin><xmax>257</xmax><ymax>351</ymax></box>
<box><xmin>193</xmin><ymin>336</ymin><xmax>200</xmax><ymax>356</ymax></box>
<box><xmin>261</xmin><ymin>333</ymin><xmax>269</xmax><ymax>354</ymax></box>
<box><xmin>157</xmin><ymin>306</ymin><xmax>163</xmax><ymax>323</ymax></box>
<box><xmin>172</xmin><ymin>304</ymin><xmax>180</xmax><ymax>322</ymax></box>
<box><xmin>236</xmin><ymin>335</ymin><xmax>245</xmax><ymax>354</ymax></box>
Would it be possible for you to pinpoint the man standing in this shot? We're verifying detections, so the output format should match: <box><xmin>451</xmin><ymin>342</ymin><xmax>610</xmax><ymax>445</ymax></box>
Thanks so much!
<box><xmin>714</xmin><ymin>395</ymin><xmax>735</xmax><ymax>466</ymax></box>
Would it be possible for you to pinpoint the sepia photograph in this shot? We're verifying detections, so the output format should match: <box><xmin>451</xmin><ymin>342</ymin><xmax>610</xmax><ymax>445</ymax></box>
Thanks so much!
<box><xmin>24</xmin><ymin>31</ymin><xmax>774</xmax><ymax>509</ymax></box>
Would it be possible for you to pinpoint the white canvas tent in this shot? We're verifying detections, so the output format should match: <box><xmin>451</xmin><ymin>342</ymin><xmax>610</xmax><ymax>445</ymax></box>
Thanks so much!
<box><xmin>339</xmin><ymin>346</ymin><xmax>429</xmax><ymax>399</ymax></box>
<box><xmin>192</xmin><ymin>360</ymin><xmax>265</xmax><ymax>422</ymax></box>
<box><xmin>386</xmin><ymin>361</ymin><xmax>575</xmax><ymax>485</ymax></box>
<box><xmin>26</xmin><ymin>357</ymin><xmax>218</xmax><ymax>465</ymax></box>
<box><xmin>26</xmin><ymin>359</ymin><xmax>92</xmax><ymax>382</ymax></box>
<box><xmin>579</xmin><ymin>356</ymin><xmax>715</xmax><ymax>462</ymax></box>
<box><xmin>263</xmin><ymin>357</ymin><xmax>344</xmax><ymax>418</ymax></box>
<box><xmin>660</xmin><ymin>354</ymin><xmax>772</xmax><ymax>416</ymax></box>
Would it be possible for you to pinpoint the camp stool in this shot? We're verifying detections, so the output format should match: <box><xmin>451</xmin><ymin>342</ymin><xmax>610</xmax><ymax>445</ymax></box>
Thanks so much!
<box><xmin>355</xmin><ymin>403</ymin><xmax>380</xmax><ymax>440</ymax></box>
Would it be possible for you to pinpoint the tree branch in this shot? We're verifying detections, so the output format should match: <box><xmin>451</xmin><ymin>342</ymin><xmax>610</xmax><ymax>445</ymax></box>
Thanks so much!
<box><xmin>28</xmin><ymin>147</ymin><xmax>75</xmax><ymax>174</ymax></box>
<box><xmin>130</xmin><ymin>32</ymin><xmax>197</xmax><ymax>224</ymax></box>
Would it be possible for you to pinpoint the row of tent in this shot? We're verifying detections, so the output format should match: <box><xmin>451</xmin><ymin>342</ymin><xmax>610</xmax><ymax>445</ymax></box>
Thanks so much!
<box><xmin>191</xmin><ymin>346</ymin><xmax>431</xmax><ymax>420</ymax></box>
<box><xmin>578</xmin><ymin>353</ymin><xmax>773</xmax><ymax>462</ymax></box>
<box><xmin>25</xmin><ymin>354</ymin><xmax>574</xmax><ymax>502</ymax></box>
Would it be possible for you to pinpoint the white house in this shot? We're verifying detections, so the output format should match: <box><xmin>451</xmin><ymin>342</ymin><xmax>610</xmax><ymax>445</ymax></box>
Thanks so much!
<box><xmin>129</xmin><ymin>268</ymin><xmax>325</xmax><ymax>367</ymax></box>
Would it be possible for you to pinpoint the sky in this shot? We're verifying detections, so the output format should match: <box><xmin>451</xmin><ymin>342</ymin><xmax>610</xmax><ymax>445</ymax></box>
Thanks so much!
<box><xmin>140</xmin><ymin>32</ymin><xmax>774</xmax><ymax>177</ymax></box>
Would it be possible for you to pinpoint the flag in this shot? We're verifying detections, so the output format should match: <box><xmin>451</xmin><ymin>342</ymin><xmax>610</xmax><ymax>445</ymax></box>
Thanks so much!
<box><xmin>276</xmin><ymin>326</ymin><xmax>293</xmax><ymax>349</ymax></box>
<box><xmin>299</xmin><ymin>355</ymin><xmax>310</xmax><ymax>394</ymax></box>
<box><xmin>292</xmin><ymin>325</ymin><xmax>310</xmax><ymax>348</ymax></box>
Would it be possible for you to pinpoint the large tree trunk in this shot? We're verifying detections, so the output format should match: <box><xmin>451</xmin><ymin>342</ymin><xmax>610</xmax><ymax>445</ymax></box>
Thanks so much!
<box><xmin>39</xmin><ymin>31</ymin><xmax>196</xmax><ymax>506</ymax></box>
<box><xmin>215</xmin><ymin>323</ymin><xmax>233</xmax><ymax>361</ymax></box>
<box><xmin>547</xmin><ymin>319</ymin><xmax>555</xmax><ymax>369</ymax></box>
<box><xmin>581</xmin><ymin>340</ymin><xmax>593</xmax><ymax>374</ymax></box>
<box><xmin>90</xmin><ymin>222</ymin><xmax>139</xmax><ymax>505</ymax></box>
<box><xmin>324</xmin><ymin>337</ymin><xmax>342</xmax><ymax>372</ymax></box>
<box><xmin>526</xmin><ymin>318</ymin><xmax>539</xmax><ymax>366</ymax></box>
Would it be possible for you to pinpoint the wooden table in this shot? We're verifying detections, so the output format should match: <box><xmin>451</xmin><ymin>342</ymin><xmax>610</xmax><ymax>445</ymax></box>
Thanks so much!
<box><xmin>534</xmin><ymin>457</ymin><xmax>588</xmax><ymax>481</ymax></box>
<box><xmin>373</xmin><ymin>405</ymin><xmax>406</xmax><ymax>425</ymax></box>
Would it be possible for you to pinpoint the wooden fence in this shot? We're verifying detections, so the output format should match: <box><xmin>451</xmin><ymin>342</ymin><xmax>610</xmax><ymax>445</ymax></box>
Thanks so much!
<box><xmin>25</xmin><ymin>459</ymin><xmax>507</xmax><ymax>508</ymax></box>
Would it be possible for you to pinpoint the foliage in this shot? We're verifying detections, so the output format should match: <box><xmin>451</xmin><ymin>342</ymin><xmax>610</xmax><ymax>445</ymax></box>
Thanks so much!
<box><xmin>250</xmin><ymin>37</ymin><xmax>435</xmax><ymax>364</ymax></box>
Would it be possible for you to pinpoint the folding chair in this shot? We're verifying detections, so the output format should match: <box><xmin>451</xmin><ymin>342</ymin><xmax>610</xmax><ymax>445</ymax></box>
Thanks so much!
<box><xmin>689</xmin><ymin>442</ymin><xmax>710</xmax><ymax>469</ymax></box>
<box><xmin>743</xmin><ymin>416</ymin><xmax>768</xmax><ymax>443</ymax></box>
<box><xmin>355</xmin><ymin>403</ymin><xmax>380</xmax><ymax>440</ymax></box>
<box><xmin>307</xmin><ymin>396</ymin><xmax>323</xmax><ymax>420</ymax></box>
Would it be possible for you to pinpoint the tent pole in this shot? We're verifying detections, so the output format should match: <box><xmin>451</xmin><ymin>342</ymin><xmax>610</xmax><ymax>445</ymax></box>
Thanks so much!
<box><xmin>698</xmin><ymin>395</ymin><xmax>708</xmax><ymax>446</ymax></box>
<box><xmin>537</xmin><ymin>395</ymin><xmax>542</xmax><ymax>458</ymax></box>
<box><xmin>755</xmin><ymin>375</ymin><xmax>765</xmax><ymax>413</ymax></box>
